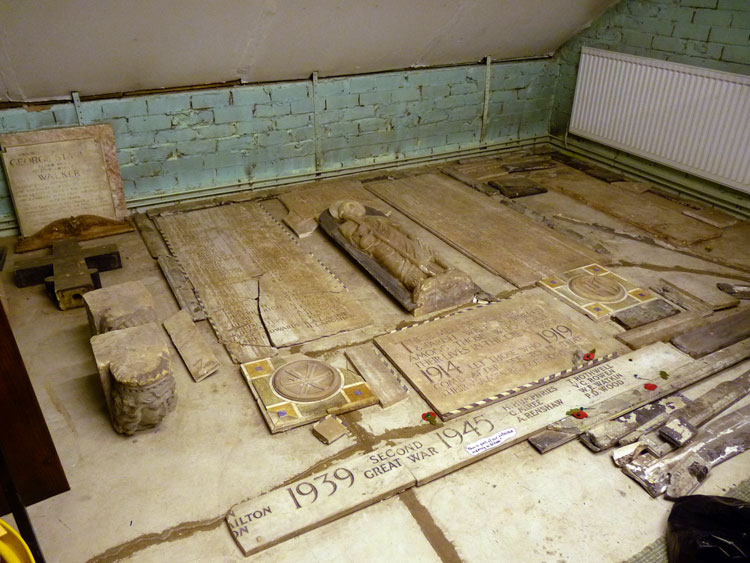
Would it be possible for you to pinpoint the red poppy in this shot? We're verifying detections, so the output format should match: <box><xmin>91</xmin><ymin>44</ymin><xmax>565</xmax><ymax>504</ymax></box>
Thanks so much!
<box><xmin>583</xmin><ymin>352</ymin><xmax>595</xmax><ymax>361</ymax></box>
<box><xmin>573</xmin><ymin>410</ymin><xmax>588</xmax><ymax>419</ymax></box>
<box><xmin>644</xmin><ymin>383</ymin><xmax>658</xmax><ymax>391</ymax></box>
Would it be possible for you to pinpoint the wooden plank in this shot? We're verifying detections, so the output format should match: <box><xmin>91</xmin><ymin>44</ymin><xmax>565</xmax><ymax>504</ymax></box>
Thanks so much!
<box><xmin>163</xmin><ymin>310</ymin><xmax>220</xmax><ymax>382</ymax></box>
<box><xmin>528</xmin><ymin>166</ymin><xmax>723</xmax><ymax>247</ymax></box>
<box><xmin>157</xmin><ymin>255</ymin><xmax>207</xmax><ymax>322</ymax></box>
<box><xmin>654</xmin><ymin>278</ymin><xmax>733</xmax><ymax>315</ymax></box>
<box><xmin>659</xmin><ymin>276</ymin><xmax>739</xmax><ymax>312</ymax></box>
<box><xmin>659</xmin><ymin>369</ymin><xmax>750</xmax><ymax>446</ymax></box>
<box><xmin>616</xmin><ymin>311</ymin><xmax>703</xmax><ymax>349</ymax></box>
<box><xmin>278</xmin><ymin>178</ymin><xmax>389</xmax><ymax>237</ymax></box>
<box><xmin>527</xmin><ymin>339</ymin><xmax>750</xmax><ymax>453</ymax></box>
<box><xmin>345</xmin><ymin>344</ymin><xmax>409</xmax><ymax>408</ymax></box>
<box><xmin>671</xmin><ymin>308</ymin><xmax>750</xmax><ymax>358</ymax></box>
<box><xmin>133</xmin><ymin>212</ymin><xmax>169</xmax><ymax>258</ymax></box>
<box><xmin>156</xmin><ymin>203</ymin><xmax>370</xmax><ymax>359</ymax></box>
<box><xmin>580</xmin><ymin>394</ymin><xmax>690</xmax><ymax>451</ymax></box>
<box><xmin>0</xmin><ymin>299</ymin><xmax>69</xmax><ymax>513</ymax></box>
<box><xmin>366</xmin><ymin>174</ymin><xmax>598</xmax><ymax>287</ymax></box>
<box><xmin>612</xmin><ymin>298</ymin><xmax>681</xmax><ymax>330</ymax></box>
<box><xmin>622</xmin><ymin>404</ymin><xmax>750</xmax><ymax>498</ymax></box>
<box><xmin>717</xmin><ymin>282</ymin><xmax>750</xmax><ymax>300</ymax></box>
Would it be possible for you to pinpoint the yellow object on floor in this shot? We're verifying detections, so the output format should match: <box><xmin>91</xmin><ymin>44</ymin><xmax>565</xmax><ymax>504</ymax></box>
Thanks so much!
<box><xmin>0</xmin><ymin>518</ymin><xmax>34</xmax><ymax>563</ymax></box>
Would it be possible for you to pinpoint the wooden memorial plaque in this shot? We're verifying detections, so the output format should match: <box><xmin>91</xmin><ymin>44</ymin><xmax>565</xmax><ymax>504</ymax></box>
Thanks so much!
<box><xmin>0</xmin><ymin>125</ymin><xmax>126</xmax><ymax>237</ymax></box>
<box><xmin>375</xmin><ymin>289</ymin><xmax>627</xmax><ymax>420</ymax></box>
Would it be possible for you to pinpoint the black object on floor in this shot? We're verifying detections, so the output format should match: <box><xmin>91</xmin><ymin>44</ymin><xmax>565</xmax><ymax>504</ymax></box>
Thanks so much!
<box><xmin>666</xmin><ymin>495</ymin><xmax>750</xmax><ymax>562</ymax></box>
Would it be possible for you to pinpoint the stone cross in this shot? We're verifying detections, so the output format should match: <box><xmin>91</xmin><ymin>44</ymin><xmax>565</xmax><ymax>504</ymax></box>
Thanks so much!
<box><xmin>13</xmin><ymin>238</ymin><xmax>121</xmax><ymax>310</ymax></box>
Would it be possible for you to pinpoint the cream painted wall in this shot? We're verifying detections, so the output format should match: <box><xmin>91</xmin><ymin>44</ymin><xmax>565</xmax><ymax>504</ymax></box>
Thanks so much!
<box><xmin>0</xmin><ymin>0</ymin><xmax>617</xmax><ymax>101</ymax></box>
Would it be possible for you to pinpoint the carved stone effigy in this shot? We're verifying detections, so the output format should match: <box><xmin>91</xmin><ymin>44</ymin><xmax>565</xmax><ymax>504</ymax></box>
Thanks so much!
<box><xmin>83</xmin><ymin>280</ymin><xmax>158</xmax><ymax>335</ymax></box>
<box><xmin>320</xmin><ymin>200</ymin><xmax>476</xmax><ymax>315</ymax></box>
<box><xmin>91</xmin><ymin>323</ymin><xmax>176</xmax><ymax>435</ymax></box>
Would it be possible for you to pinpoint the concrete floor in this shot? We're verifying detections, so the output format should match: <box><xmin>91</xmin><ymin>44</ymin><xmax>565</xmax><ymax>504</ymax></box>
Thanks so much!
<box><xmin>2</xmin><ymin>159</ymin><xmax>749</xmax><ymax>563</ymax></box>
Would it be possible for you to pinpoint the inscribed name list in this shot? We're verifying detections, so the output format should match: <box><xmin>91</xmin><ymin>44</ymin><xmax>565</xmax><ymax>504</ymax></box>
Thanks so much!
<box><xmin>0</xmin><ymin>126</ymin><xmax>124</xmax><ymax>236</ymax></box>
<box><xmin>376</xmin><ymin>290</ymin><xmax>627</xmax><ymax>419</ymax></box>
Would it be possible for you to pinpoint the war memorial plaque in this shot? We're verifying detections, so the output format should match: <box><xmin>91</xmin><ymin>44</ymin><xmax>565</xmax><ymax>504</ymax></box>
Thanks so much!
<box><xmin>0</xmin><ymin>125</ymin><xmax>126</xmax><ymax>236</ymax></box>
<box><xmin>375</xmin><ymin>289</ymin><xmax>628</xmax><ymax>419</ymax></box>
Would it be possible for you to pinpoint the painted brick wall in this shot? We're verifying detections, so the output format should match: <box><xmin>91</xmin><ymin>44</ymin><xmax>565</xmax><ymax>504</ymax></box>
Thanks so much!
<box><xmin>551</xmin><ymin>0</ymin><xmax>750</xmax><ymax>134</ymax></box>
<box><xmin>0</xmin><ymin>60</ymin><xmax>555</xmax><ymax>231</ymax></box>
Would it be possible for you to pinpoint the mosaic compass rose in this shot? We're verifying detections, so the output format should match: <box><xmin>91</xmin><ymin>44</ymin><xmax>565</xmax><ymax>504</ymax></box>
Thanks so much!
<box><xmin>568</xmin><ymin>274</ymin><xmax>627</xmax><ymax>302</ymax></box>
<box><xmin>271</xmin><ymin>359</ymin><xmax>343</xmax><ymax>402</ymax></box>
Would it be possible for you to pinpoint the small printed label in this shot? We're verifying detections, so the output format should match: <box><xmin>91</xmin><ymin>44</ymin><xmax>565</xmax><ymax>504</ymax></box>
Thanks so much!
<box><xmin>465</xmin><ymin>428</ymin><xmax>517</xmax><ymax>456</ymax></box>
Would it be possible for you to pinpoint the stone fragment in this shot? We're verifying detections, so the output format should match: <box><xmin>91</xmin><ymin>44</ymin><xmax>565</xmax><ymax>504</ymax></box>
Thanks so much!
<box><xmin>157</xmin><ymin>255</ymin><xmax>206</xmax><ymax>321</ymax></box>
<box><xmin>487</xmin><ymin>177</ymin><xmax>547</xmax><ymax>198</ymax></box>
<box><xmin>163</xmin><ymin>310</ymin><xmax>220</xmax><ymax>382</ymax></box>
<box><xmin>671</xmin><ymin>308</ymin><xmax>750</xmax><ymax>358</ymax></box>
<box><xmin>345</xmin><ymin>344</ymin><xmax>408</xmax><ymax>408</ymax></box>
<box><xmin>90</xmin><ymin>323</ymin><xmax>176</xmax><ymax>435</ymax></box>
<box><xmin>717</xmin><ymin>282</ymin><xmax>750</xmax><ymax>300</ymax></box>
<box><xmin>312</xmin><ymin>415</ymin><xmax>349</xmax><ymax>445</ymax></box>
<box><xmin>83</xmin><ymin>280</ymin><xmax>158</xmax><ymax>335</ymax></box>
<box><xmin>616</xmin><ymin>311</ymin><xmax>703</xmax><ymax>349</ymax></box>
<box><xmin>612</xmin><ymin>298</ymin><xmax>681</xmax><ymax>330</ymax></box>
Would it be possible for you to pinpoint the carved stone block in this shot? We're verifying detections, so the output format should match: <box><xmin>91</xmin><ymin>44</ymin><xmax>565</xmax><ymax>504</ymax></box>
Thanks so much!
<box><xmin>83</xmin><ymin>280</ymin><xmax>158</xmax><ymax>335</ymax></box>
<box><xmin>91</xmin><ymin>323</ymin><xmax>176</xmax><ymax>435</ymax></box>
<box><xmin>312</xmin><ymin>415</ymin><xmax>349</xmax><ymax>445</ymax></box>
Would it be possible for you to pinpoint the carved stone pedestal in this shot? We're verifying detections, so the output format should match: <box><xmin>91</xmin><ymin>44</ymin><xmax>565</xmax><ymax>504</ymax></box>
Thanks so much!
<box><xmin>83</xmin><ymin>280</ymin><xmax>158</xmax><ymax>335</ymax></box>
<box><xmin>91</xmin><ymin>323</ymin><xmax>176</xmax><ymax>435</ymax></box>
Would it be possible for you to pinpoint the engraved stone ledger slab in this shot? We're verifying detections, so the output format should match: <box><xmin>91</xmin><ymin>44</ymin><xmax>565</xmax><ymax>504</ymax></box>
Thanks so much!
<box><xmin>376</xmin><ymin>289</ymin><xmax>627</xmax><ymax>420</ymax></box>
<box><xmin>0</xmin><ymin>125</ymin><xmax>126</xmax><ymax>236</ymax></box>
<box><xmin>227</xmin><ymin>444</ymin><xmax>416</xmax><ymax>555</ymax></box>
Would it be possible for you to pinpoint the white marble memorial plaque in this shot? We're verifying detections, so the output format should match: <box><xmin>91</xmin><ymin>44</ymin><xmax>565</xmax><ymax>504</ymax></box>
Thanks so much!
<box><xmin>0</xmin><ymin>125</ymin><xmax>126</xmax><ymax>236</ymax></box>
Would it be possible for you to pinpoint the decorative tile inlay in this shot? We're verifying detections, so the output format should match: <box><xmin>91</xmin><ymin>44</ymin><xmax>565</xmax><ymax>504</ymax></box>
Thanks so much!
<box><xmin>539</xmin><ymin>264</ymin><xmax>657</xmax><ymax>322</ymax></box>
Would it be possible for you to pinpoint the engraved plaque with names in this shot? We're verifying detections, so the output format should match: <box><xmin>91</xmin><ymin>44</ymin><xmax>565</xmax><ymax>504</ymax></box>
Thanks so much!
<box><xmin>0</xmin><ymin>125</ymin><xmax>126</xmax><ymax>236</ymax></box>
<box><xmin>376</xmin><ymin>289</ymin><xmax>627</xmax><ymax>419</ymax></box>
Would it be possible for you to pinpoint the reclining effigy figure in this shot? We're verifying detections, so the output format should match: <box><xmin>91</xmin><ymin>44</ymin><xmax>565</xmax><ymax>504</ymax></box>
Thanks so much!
<box><xmin>327</xmin><ymin>200</ymin><xmax>476</xmax><ymax>315</ymax></box>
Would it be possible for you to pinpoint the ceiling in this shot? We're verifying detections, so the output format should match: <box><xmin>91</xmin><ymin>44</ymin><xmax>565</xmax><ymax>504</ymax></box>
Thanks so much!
<box><xmin>0</xmin><ymin>0</ymin><xmax>618</xmax><ymax>102</ymax></box>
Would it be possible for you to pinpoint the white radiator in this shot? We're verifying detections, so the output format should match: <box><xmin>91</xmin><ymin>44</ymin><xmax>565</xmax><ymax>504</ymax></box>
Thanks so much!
<box><xmin>570</xmin><ymin>47</ymin><xmax>750</xmax><ymax>195</ymax></box>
